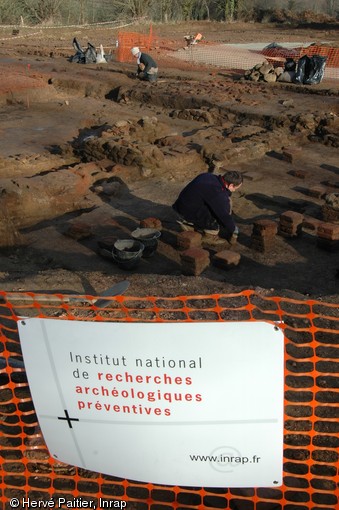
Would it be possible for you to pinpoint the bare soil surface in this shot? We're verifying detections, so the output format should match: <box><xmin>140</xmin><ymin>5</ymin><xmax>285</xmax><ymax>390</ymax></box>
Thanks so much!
<box><xmin>0</xmin><ymin>21</ymin><xmax>338</xmax><ymax>303</ymax></box>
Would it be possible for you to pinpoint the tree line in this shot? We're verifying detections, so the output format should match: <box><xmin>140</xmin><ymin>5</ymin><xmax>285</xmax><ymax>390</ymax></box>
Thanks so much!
<box><xmin>0</xmin><ymin>0</ymin><xmax>337</xmax><ymax>26</ymax></box>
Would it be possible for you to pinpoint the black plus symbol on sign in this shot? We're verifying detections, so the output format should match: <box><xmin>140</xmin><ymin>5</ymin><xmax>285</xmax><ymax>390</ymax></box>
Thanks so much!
<box><xmin>58</xmin><ymin>409</ymin><xmax>79</xmax><ymax>428</ymax></box>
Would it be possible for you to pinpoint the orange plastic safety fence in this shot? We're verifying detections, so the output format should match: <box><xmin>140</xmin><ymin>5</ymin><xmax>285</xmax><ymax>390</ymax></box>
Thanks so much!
<box><xmin>300</xmin><ymin>45</ymin><xmax>339</xmax><ymax>68</ymax></box>
<box><xmin>1</xmin><ymin>290</ymin><xmax>339</xmax><ymax>510</ymax></box>
<box><xmin>116</xmin><ymin>26</ymin><xmax>153</xmax><ymax>63</ymax></box>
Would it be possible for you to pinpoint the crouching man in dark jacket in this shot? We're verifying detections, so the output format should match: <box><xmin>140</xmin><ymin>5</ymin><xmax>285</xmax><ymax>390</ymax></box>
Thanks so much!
<box><xmin>172</xmin><ymin>170</ymin><xmax>243</xmax><ymax>245</ymax></box>
<box><xmin>131</xmin><ymin>46</ymin><xmax>158</xmax><ymax>82</ymax></box>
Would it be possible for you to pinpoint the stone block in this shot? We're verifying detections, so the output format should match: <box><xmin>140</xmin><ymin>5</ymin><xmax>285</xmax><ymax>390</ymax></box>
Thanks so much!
<box><xmin>213</xmin><ymin>250</ymin><xmax>241</xmax><ymax>268</ymax></box>
<box><xmin>177</xmin><ymin>231</ymin><xmax>202</xmax><ymax>250</ymax></box>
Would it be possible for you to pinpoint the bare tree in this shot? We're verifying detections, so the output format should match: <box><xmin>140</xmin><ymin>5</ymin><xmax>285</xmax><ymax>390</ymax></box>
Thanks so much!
<box><xmin>325</xmin><ymin>0</ymin><xmax>338</xmax><ymax>15</ymax></box>
<box><xmin>0</xmin><ymin>0</ymin><xmax>23</xmax><ymax>23</ymax></box>
<box><xmin>19</xmin><ymin>0</ymin><xmax>65</xmax><ymax>24</ymax></box>
<box><xmin>106</xmin><ymin>0</ymin><xmax>155</xmax><ymax>18</ymax></box>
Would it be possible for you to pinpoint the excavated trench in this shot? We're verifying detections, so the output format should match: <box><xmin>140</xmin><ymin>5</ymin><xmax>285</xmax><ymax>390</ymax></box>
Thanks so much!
<box><xmin>0</xmin><ymin>65</ymin><xmax>338</xmax><ymax>297</ymax></box>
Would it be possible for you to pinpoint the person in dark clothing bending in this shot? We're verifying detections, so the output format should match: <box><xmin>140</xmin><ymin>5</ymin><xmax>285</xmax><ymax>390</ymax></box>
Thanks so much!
<box><xmin>131</xmin><ymin>47</ymin><xmax>158</xmax><ymax>82</ymax></box>
<box><xmin>172</xmin><ymin>170</ymin><xmax>243</xmax><ymax>245</ymax></box>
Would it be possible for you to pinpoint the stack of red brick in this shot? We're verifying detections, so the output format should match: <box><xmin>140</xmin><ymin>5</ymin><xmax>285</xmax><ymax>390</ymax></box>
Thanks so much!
<box><xmin>278</xmin><ymin>211</ymin><xmax>304</xmax><ymax>237</ymax></box>
<box><xmin>176</xmin><ymin>231</ymin><xmax>241</xmax><ymax>274</ymax></box>
<box><xmin>176</xmin><ymin>231</ymin><xmax>209</xmax><ymax>275</ymax></box>
<box><xmin>180</xmin><ymin>248</ymin><xmax>210</xmax><ymax>276</ymax></box>
<box><xmin>251</xmin><ymin>219</ymin><xmax>278</xmax><ymax>252</ymax></box>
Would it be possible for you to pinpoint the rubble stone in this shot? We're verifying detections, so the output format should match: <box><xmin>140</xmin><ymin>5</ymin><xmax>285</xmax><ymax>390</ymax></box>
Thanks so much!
<box><xmin>321</xmin><ymin>193</ymin><xmax>339</xmax><ymax>222</ymax></box>
<box><xmin>245</xmin><ymin>62</ymin><xmax>285</xmax><ymax>82</ymax></box>
<box><xmin>264</xmin><ymin>73</ymin><xmax>277</xmax><ymax>83</ymax></box>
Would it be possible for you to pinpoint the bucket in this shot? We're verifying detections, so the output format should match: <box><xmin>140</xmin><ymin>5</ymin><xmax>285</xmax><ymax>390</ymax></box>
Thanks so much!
<box><xmin>112</xmin><ymin>239</ymin><xmax>144</xmax><ymax>270</ymax></box>
<box><xmin>131</xmin><ymin>228</ymin><xmax>161</xmax><ymax>258</ymax></box>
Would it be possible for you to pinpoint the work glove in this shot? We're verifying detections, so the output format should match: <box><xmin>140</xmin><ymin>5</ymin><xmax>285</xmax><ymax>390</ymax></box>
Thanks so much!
<box><xmin>229</xmin><ymin>226</ymin><xmax>239</xmax><ymax>245</ymax></box>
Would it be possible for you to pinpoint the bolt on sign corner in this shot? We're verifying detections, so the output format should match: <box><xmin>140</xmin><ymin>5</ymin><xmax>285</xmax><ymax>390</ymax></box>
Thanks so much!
<box><xmin>18</xmin><ymin>319</ymin><xmax>284</xmax><ymax>487</ymax></box>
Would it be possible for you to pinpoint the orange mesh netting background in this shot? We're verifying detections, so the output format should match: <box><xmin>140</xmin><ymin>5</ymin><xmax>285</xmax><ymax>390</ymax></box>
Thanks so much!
<box><xmin>116</xmin><ymin>27</ymin><xmax>153</xmax><ymax>64</ymax></box>
<box><xmin>1</xmin><ymin>289</ymin><xmax>339</xmax><ymax>509</ymax></box>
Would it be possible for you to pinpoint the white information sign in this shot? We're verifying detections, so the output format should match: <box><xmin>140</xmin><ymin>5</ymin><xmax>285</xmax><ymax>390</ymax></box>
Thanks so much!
<box><xmin>18</xmin><ymin>319</ymin><xmax>284</xmax><ymax>487</ymax></box>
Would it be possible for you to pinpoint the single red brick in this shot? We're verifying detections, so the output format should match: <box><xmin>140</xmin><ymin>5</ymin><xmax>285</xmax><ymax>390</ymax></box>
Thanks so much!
<box><xmin>288</xmin><ymin>169</ymin><xmax>307</xmax><ymax>179</ymax></box>
<box><xmin>213</xmin><ymin>250</ymin><xmax>241</xmax><ymax>268</ymax></box>
<box><xmin>302</xmin><ymin>217</ymin><xmax>321</xmax><ymax>231</ymax></box>
<box><xmin>176</xmin><ymin>231</ymin><xmax>202</xmax><ymax>250</ymax></box>
<box><xmin>140</xmin><ymin>217</ymin><xmax>162</xmax><ymax>230</ymax></box>
<box><xmin>307</xmin><ymin>185</ymin><xmax>327</xmax><ymax>198</ymax></box>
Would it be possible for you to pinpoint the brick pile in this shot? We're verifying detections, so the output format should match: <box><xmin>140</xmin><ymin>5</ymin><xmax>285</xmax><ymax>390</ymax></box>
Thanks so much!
<box><xmin>180</xmin><ymin>248</ymin><xmax>210</xmax><ymax>275</ymax></box>
<box><xmin>251</xmin><ymin>219</ymin><xmax>278</xmax><ymax>252</ymax></box>
<box><xmin>317</xmin><ymin>222</ymin><xmax>339</xmax><ymax>251</ymax></box>
<box><xmin>278</xmin><ymin>211</ymin><xmax>304</xmax><ymax>238</ymax></box>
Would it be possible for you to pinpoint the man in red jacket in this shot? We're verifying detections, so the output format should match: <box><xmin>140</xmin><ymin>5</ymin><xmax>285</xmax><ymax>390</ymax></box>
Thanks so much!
<box><xmin>172</xmin><ymin>170</ymin><xmax>243</xmax><ymax>245</ymax></box>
